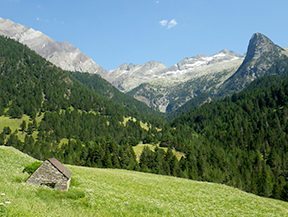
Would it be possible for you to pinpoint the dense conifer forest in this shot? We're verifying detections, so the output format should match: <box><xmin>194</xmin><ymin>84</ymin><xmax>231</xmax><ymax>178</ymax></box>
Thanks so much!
<box><xmin>0</xmin><ymin>35</ymin><xmax>163</xmax><ymax>169</ymax></box>
<box><xmin>2</xmin><ymin>35</ymin><xmax>288</xmax><ymax>202</ymax></box>
<box><xmin>69</xmin><ymin>71</ymin><xmax>162</xmax><ymax>120</ymax></box>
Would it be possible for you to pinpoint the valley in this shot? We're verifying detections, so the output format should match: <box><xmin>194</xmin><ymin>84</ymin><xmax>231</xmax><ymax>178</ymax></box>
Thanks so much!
<box><xmin>1</xmin><ymin>16</ymin><xmax>288</xmax><ymax>216</ymax></box>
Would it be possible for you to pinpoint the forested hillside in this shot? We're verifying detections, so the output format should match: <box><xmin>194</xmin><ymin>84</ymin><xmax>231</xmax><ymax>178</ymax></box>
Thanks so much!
<box><xmin>69</xmin><ymin>71</ymin><xmax>162</xmax><ymax>120</ymax></box>
<box><xmin>159</xmin><ymin>72</ymin><xmax>288</xmax><ymax>200</ymax></box>
<box><xmin>0</xmin><ymin>35</ymin><xmax>165</xmax><ymax>170</ymax></box>
<box><xmin>2</xmin><ymin>35</ymin><xmax>288</xmax><ymax>202</ymax></box>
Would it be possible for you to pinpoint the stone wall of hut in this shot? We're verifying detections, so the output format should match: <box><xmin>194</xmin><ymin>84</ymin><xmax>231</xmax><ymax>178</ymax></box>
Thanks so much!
<box><xmin>26</xmin><ymin>160</ymin><xmax>70</xmax><ymax>190</ymax></box>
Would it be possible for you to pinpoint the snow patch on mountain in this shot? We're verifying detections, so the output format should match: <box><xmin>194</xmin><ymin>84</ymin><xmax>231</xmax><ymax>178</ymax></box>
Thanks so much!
<box><xmin>107</xmin><ymin>49</ymin><xmax>244</xmax><ymax>93</ymax></box>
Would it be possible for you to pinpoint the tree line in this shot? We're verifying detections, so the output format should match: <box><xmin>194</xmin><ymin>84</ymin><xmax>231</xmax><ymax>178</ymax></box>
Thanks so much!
<box><xmin>2</xmin><ymin>35</ymin><xmax>288</xmax><ymax>202</ymax></box>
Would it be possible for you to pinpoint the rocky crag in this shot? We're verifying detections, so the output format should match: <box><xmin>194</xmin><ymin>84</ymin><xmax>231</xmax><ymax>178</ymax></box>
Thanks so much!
<box><xmin>218</xmin><ymin>33</ymin><xmax>288</xmax><ymax>94</ymax></box>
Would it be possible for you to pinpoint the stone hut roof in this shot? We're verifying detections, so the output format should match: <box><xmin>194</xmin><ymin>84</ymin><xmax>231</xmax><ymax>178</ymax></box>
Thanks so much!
<box><xmin>47</xmin><ymin>158</ymin><xmax>72</xmax><ymax>179</ymax></box>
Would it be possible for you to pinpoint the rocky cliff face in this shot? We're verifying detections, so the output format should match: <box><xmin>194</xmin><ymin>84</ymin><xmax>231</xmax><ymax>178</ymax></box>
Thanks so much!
<box><xmin>0</xmin><ymin>17</ymin><xmax>106</xmax><ymax>75</ymax></box>
<box><xmin>219</xmin><ymin>33</ymin><xmax>287</xmax><ymax>93</ymax></box>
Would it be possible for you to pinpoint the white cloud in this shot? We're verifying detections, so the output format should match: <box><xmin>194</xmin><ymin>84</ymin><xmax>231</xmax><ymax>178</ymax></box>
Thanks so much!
<box><xmin>159</xmin><ymin>20</ymin><xmax>168</xmax><ymax>27</ymax></box>
<box><xmin>156</xmin><ymin>1</ymin><xmax>159</xmax><ymax>3</ymax></box>
<box><xmin>167</xmin><ymin>19</ymin><xmax>177</xmax><ymax>29</ymax></box>
<box><xmin>36</xmin><ymin>17</ymin><xmax>39</xmax><ymax>21</ymax></box>
<box><xmin>159</xmin><ymin>19</ymin><xmax>177</xmax><ymax>29</ymax></box>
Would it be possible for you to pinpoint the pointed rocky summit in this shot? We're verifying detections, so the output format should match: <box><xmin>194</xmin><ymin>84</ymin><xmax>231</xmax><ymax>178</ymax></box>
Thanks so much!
<box><xmin>219</xmin><ymin>33</ymin><xmax>286</xmax><ymax>93</ymax></box>
<box><xmin>241</xmin><ymin>33</ymin><xmax>283</xmax><ymax>66</ymax></box>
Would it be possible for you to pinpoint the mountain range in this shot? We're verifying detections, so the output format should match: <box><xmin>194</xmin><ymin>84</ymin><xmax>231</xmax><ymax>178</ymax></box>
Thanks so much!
<box><xmin>1</xmin><ymin>17</ymin><xmax>288</xmax><ymax>114</ymax></box>
<box><xmin>125</xmin><ymin>50</ymin><xmax>244</xmax><ymax>112</ymax></box>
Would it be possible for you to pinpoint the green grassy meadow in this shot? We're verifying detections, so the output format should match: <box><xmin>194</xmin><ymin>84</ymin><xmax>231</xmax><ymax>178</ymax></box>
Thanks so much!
<box><xmin>1</xmin><ymin>146</ymin><xmax>288</xmax><ymax>216</ymax></box>
<box><xmin>133</xmin><ymin>143</ymin><xmax>185</xmax><ymax>161</ymax></box>
<box><xmin>0</xmin><ymin>115</ymin><xmax>43</xmax><ymax>142</ymax></box>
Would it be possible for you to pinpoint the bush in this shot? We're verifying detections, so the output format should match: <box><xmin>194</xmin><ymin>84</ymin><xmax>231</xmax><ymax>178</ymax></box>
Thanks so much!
<box><xmin>22</xmin><ymin>161</ymin><xmax>43</xmax><ymax>175</ymax></box>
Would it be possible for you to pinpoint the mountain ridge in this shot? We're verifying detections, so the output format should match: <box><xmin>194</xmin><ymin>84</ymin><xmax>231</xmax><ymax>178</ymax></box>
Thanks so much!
<box><xmin>125</xmin><ymin>49</ymin><xmax>244</xmax><ymax>112</ymax></box>
<box><xmin>108</xmin><ymin>49</ymin><xmax>244</xmax><ymax>93</ymax></box>
<box><xmin>0</xmin><ymin>17</ymin><xmax>106</xmax><ymax>75</ymax></box>
<box><xmin>2</xmin><ymin>18</ymin><xmax>288</xmax><ymax>115</ymax></box>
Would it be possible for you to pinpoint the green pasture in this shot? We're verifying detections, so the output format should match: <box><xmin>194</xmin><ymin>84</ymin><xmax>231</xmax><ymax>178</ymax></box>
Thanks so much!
<box><xmin>1</xmin><ymin>146</ymin><xmax>288</xmax><ymax>216</ymax></box>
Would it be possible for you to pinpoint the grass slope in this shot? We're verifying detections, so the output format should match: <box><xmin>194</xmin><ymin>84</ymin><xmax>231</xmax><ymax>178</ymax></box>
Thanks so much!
<box><xmin>1</xmin><ymin>146</ymin><xmax>288</xmax><ymax>216</ymax></box>
<box><xmin>133</xmin><ymin>143</ymin><xmax>185</xmax><ymax>161</ymax></box>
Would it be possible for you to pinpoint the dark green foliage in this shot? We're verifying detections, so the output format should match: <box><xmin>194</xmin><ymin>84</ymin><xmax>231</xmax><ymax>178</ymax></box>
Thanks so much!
<box><xmin>167</xmin><ymin>72</ymin><xmax>288</xmax><ymax>200</ymax></box>
<box><xmin>22</xmin><ymin>161</ymin><xmax>43</xmax><ymax>175</ymax></box>
<box><xmin>3</xmin><ymin>126</ymin><xmax>11</xmax><ymax>135</ymax></box>
<box><xmin>281</xmin><ymin>183</ymin><xmax>288</xmax><ymax>201</ymax></box>
<box><xmin>0</xmin><ymin>35</ymin><xmax>160</xmax><ymax>174</ymax></box>
<box><xmin>3</xmin><ymin>34</ymin><xmax>288</xmax><ymax>202</ymax></box>
<box><xmin>27</xmin><ymin>123</ymin><xmax>34</xmax><ymax>135</ymax></box>
<box><xmin>167</xmin><ymin>92</ymin><xmax>211</xmax><ymax>119</ymax></box>
<box><xmin>0</xmin><ymin>133</ymin><xmax>5</xmax><ymax>145</ymax></box>
<box><xmin>139</xmin><ymin>146</ymin><xmax>180</xmax><ymax>176</ymax></box>
<box><xmin>20</xmin><ymin>120</ymin><xmax>26</xmax><ymax>132</ymax></box>
<box><xmin>69</xmin><ymin>71</ymin><xmax>165</xmax><ymax>126</ymax></box>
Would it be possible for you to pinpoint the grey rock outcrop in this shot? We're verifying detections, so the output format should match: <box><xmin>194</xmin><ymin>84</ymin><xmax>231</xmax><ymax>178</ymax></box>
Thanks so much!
<box><xmin>219</xmin><ymin>33</ymin><xmax>286</xmax><ymax>93</ymax></box>
<box><xmin>0</xmin><ymin>17</ymin><xmax>106</xmax><ymax>75</ymax></box>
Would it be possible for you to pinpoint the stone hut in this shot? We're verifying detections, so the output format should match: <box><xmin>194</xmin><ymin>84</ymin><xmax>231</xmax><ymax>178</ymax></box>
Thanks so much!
<box><xmin>26</xmin><ymin>157</ymin><xmax>72</xmax><ymax>191</ymax></box>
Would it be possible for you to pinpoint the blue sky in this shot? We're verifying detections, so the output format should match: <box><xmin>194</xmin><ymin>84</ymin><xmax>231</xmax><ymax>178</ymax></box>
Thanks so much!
<box><xmin>1</xmin><ymin>0</ymin><xmax>288</xmax><ymax>71</ymax></box>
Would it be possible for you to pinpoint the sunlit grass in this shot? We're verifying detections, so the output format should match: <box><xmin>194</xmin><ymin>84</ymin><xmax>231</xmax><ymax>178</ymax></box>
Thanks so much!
<box><xmin>0</xmin><ymin>115</ymin><xmax>42</xmax><ymax>142</ymax></box>
<box><xmin>0</xmin><ymin>115</ymin><xmax>29</xmax><ymax>133</ymax></box>
<box><xmin>1</xmin><ymin>146</ymin><xmax>288</xmax><ymax>216</ymax></box>
<box><xmin>121</xmin><ymin>116</ymin><xmax>151</xmax><ymax>131</ymax></box>
<box><xmin>133</xmin><ymin>143</ymin><xmax>185</xmax><ymax>161</ymax></box>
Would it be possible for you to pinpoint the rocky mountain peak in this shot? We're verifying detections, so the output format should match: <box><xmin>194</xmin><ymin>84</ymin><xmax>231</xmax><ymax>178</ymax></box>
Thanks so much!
<box><xmin>218</xmin><ymin>49</ymin><xmax>241</xmax><ymax>56</ymax></box>
<box><xmin>142</xmin><ymin>61</ymin><xmax>166</xmax><ymax>69</ymax></box>
<box><xmin>219</xmin><ymin>33</ymin><xmax>286</xmax><ymax>93</ymax></box>
<box><xmin>243</xmin><ymin>33</ymin><xmax>283</xmax><ymax>65</ymax></box>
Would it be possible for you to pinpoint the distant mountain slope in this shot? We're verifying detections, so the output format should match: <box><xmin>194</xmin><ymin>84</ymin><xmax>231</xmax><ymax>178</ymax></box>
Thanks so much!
<box><xmin>104</xmin><ymin>61</ymin><xmax>167</xmax><ymax>92</ymax></box>
<box><xmin>0</xmin><ymin>17</ymin><xmax>106</xmax><ymax>75</ymax></box>
<box><xmin>126</xmin><ymin>50</ymin><xmax>243</xmax><ymax>112</ymax></box>
<box><xmin>109</xmin><ymin>49</ymin><xmax>243</xmax><ymax>93</ymax></box>
<box><xmin>2</xmin><ymin>146</ymin><xmax>288</xmax><ymax>216</ymax></box>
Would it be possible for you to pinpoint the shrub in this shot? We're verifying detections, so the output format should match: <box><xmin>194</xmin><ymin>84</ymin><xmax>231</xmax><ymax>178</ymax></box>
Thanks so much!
<box><xmin>22</xmin><ymin>161</ymin><xmax>42</xmax><ymax>175</ymax></box>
